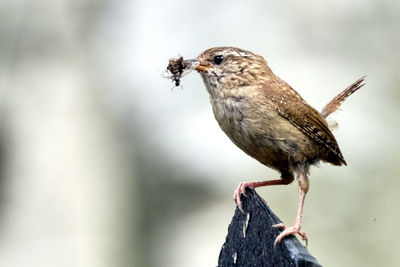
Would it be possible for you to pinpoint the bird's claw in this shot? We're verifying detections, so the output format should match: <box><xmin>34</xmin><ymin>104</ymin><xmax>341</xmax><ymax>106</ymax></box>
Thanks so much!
<box><xmin>233</xmin><ymin>182</ymin><xmax>253</xmax><ymax>214</ymax></box>
<box><xmin>272</xmin><ymin>223</ymin><xmax>308</xmax><ymax>247</ymax></box>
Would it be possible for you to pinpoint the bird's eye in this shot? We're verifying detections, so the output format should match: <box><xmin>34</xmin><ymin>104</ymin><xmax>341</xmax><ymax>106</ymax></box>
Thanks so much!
<box><xmin>213</xmin><ymin>55</ymin><xmax>224</xmax><ymax>65</ymax></box>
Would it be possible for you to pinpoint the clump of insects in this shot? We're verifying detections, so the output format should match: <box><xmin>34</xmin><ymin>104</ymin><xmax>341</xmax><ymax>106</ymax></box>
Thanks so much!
<box><xmin>163</xmin><ymin>56</ymin><xmax>198</xmax><ymax>87</ymax></box>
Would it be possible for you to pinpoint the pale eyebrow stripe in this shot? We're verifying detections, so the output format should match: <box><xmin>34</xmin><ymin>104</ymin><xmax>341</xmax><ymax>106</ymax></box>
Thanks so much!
<box><xmin>224</xmin><ymin>50</ymin><xmax>250</xmax><ymax>58</ymax></box>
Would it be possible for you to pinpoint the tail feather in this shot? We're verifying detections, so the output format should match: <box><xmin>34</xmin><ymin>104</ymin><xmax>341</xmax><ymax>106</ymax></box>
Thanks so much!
<box><xmin>321</xmin><ymin>76</ymin><xmax>365</xmax><ymax>118</ymax></box>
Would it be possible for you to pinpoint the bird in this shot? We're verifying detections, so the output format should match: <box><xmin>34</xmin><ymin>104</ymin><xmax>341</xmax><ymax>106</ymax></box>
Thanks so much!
<box><xmin>191</xmin><ymin>46</ymin><xmax>364</xmax><ymax>246</ymax></box>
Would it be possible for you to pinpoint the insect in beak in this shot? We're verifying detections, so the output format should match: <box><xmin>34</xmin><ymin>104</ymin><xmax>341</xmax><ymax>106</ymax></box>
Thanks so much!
<box><xmin>163</xmin><ymin>58</ymin><xmax>200</xmax><ymax>87</ymax></box>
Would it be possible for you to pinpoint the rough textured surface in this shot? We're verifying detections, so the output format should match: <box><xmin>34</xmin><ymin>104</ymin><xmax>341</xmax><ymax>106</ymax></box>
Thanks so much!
<box><xmin>218</xmin><ymin>188</ymin><xmax>321</xmax><ymax>267</ymax></box>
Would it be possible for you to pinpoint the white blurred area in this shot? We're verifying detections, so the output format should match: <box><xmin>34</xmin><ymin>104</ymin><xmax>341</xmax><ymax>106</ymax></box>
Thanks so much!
<box><xmin>0</xmin><ymin>0</ymin><xmax>399</xmax><ymax>266</ymax></box>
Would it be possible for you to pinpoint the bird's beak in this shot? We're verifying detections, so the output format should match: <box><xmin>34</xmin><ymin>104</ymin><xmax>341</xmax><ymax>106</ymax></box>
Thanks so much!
<box><xmin>195</xmin><ymin>63</ymin><xmax>210</xmax><ymax>72</ymax></box>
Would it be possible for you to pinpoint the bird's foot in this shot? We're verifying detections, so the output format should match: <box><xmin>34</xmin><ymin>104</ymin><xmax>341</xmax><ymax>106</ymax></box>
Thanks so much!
<box><xmin>233</xmin><ymin>181</ymin><xmax>255</xmax><ymax>213</ymax></box>
<box><xmin>272</xmin><ymin>222</ymin><xmax>308</xmax><ymax>247</ymax></box>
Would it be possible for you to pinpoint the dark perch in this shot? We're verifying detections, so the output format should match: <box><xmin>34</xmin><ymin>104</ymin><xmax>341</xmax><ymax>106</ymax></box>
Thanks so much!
<box><xmin>218</xmin><ymin>188</ymin><xmax>321</xmax><ymax>267</ymax></box>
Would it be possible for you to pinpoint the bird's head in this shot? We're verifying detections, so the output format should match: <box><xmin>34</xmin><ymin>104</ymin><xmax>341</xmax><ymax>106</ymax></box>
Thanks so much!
<box><xmin>193</xmin><ymin>47</ymin><xmax>271</xmax><ymax>96</ymax></box>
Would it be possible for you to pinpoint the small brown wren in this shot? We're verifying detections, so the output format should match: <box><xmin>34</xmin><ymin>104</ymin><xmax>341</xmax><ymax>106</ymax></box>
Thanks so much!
<box><xmin>179</xmin><ymin>47</ymin><xmax>364</xmax><ymax>246</ymax></box>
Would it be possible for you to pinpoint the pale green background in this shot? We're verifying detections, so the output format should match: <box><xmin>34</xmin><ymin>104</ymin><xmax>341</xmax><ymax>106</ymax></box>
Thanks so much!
<box><xmin>0</xmin><ymin>0</ymin><xmax>399</xmax><ymax>266</ymax></box>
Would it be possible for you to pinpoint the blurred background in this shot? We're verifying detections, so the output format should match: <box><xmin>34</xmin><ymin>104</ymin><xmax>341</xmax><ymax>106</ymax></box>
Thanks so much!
<box><xmin>0</xmin><ymin>0</ymin><xmax>399</xmax><ymax>266</ymax></box>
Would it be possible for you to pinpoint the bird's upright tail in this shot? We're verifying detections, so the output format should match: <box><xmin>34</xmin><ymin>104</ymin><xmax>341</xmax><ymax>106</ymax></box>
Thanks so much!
<box><xmin>321</xmin><ymin>76</ymin><xmax>365</xmax><ymax>118</ymax></box>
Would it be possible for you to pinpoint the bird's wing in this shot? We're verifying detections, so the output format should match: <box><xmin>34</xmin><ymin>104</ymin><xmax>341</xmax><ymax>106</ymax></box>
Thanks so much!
<box><xmin>263</xmin><ymin>79</ymin><xmax>346</xmax><ymax>165</ymax></box>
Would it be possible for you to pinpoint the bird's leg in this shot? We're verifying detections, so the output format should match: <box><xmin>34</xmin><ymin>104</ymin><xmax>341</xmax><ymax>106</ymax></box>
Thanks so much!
<box><xmin>273</xmin><ymin>182</ymin><xmax>308</xmax><ymax>246</ymax></box>
<box><xmin>234</xmin><ymin>178</ymin><xmax>292</xmax><ymax>213</ymax></box>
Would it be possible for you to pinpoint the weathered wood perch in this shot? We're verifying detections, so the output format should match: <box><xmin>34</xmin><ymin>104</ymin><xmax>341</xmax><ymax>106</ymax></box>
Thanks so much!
<box><xmin>218</xmin><ymin>188</ymin><xmax>321</xmax><ymax>267</ymax></box>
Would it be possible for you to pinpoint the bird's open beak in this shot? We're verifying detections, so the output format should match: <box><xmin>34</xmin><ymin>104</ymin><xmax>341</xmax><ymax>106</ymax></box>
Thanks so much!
<box><xmin>195</xmin><ymin>63</ymin><xmax>210</xmax><ymax>72</ymax></box>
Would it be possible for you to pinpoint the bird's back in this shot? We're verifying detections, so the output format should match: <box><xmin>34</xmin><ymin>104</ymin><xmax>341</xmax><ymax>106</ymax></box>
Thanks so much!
<box><xmin>259</xmin><ymin>74</ymin><xmax>346</xmax><ymax>166</ymax></box>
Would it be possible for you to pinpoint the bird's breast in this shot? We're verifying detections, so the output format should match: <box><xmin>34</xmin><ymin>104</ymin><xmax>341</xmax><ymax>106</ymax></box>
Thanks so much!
<box><xmin>209</xmin><ymin>92</ymin><xmax>313</xmax><ymax>168</ymax></box>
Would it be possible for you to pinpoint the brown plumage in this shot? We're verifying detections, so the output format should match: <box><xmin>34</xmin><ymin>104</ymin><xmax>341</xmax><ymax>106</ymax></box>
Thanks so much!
<box><xmin>321</xmin><ymin>77</ymin><xmax>365</xmax><ymax>118</ymax></box>
<box><xmin>191</xmin><ymin>46</ymin><xmax>364</xmax><ymax>246</ymax></box>
<box><xmin>264</xmin><ymin>76</ymin><xmax>347</xmax><ymax>166</ymax></box>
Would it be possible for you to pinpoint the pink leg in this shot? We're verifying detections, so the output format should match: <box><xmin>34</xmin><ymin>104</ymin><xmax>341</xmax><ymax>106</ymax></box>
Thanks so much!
<box><xmin>273</xmin><ymin>190</ymin><xmax>308</xmax><ymax>246</ymax></box>
<box><xmin>233</xmin><ymin>179</ymin><xmax>290</xmax><ymax>213</ymax></box>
